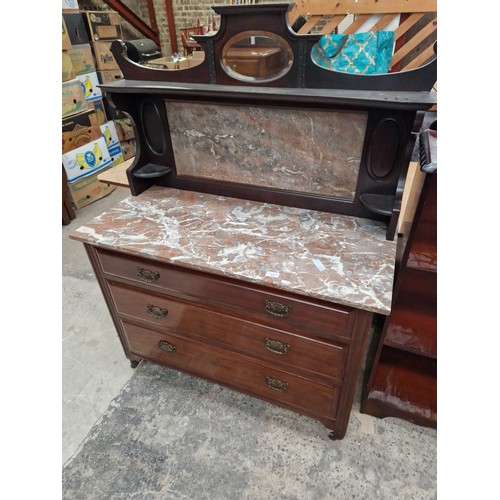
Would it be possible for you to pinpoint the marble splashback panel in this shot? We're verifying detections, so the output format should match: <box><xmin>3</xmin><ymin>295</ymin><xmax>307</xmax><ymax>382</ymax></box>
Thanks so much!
<box><xmin>71</xmin><ymin>186</ymin><xmax>396</xmax><ymax>314</ymax></box>
<box><xmin>166</xmin><ymin>102</ymin><xmax>367</xmax><ymax>200</ymax></box>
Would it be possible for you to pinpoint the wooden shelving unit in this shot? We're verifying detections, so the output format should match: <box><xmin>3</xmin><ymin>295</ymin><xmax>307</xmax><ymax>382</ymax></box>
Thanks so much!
<box><xmin>361</xmin><ymin>169</ymin><xmax>437</xmax><ymax>428</ymax></box>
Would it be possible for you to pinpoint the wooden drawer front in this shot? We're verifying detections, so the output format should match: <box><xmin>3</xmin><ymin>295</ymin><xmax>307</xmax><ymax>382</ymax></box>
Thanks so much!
<box><xmin>108</xmin><ymin>282</ymin><xmax>347</xmax><ymax>383</ymax></box>
<box><xmin>122</xmin><ymin>321</ymin><xmax>339</xmax><ymax>420</ymax></box>
<box><xmin>97</xmin><ymin>249</ymin><xmax>352</xmax><ymax>340</ymax></box>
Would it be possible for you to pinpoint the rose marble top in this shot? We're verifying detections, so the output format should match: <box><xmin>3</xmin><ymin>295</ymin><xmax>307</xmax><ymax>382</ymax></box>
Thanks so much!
<box><xmin>70</xmin><ymin>186</ymin><xmax>397</xmax><ymax>315</ymax></box>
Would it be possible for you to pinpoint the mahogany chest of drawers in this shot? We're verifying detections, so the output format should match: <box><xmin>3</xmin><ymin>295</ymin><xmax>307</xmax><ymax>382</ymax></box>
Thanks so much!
<box><xmin>85</xmin><ymin>244</ymin><xmax>373</xmax><ymax>439</ymax></box>
<box><xmin>67</xmin><ymin>0</ymin><xmax>436</xmax><ymax>441</ymax></box>
<box><xmin>72</xmin><ymin>187</ymin><xmax>396</xmax><ymax>439</ymax></box>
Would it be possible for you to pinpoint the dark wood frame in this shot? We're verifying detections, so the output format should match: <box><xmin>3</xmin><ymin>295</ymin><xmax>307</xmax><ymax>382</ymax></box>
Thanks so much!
<box><xmin>99</xmin><ymin>3</ymin><xmax>436</xmax><ymax>240</ymax></box>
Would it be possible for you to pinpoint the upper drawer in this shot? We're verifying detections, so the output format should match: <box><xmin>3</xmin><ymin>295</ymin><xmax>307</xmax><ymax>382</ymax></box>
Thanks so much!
<box><xmin>96</xmin><ymin>248</ymin><xmax>354</xmax><ymax>341</ymax></box>
<box><xmin>108</xmin><ymin>282</ymin><xmax>347</xmax><ymax>384</ymax></box>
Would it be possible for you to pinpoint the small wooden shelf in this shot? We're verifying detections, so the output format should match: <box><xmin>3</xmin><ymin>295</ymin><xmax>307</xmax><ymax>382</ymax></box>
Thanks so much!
<box><xmin>133</xmin><ymin>163</ymin><xmax>173</xmax><ymax>179</ymax></box>
<box><xmin>359</xmin><ymin>193</ymin><xmax>395</xmax><ymax>217</ymax></box>
<box><xmin>384</xmin><ymin>303</ymin><xmax>436</xmax><ymax>358</ymax></box>
<box><xmin>362</xmin><ymin>346</ymin><xmax>437</xmax><ymax>427</ymax></box>
<box><xmin>97</xmin><ymin>158</ymin><xmax>133</xmax><ymax>188</ymax></box>
<box><xmin>407</xmin><ymin>242</ymin><xmax>437</xmax><ymax>272</ymax></box>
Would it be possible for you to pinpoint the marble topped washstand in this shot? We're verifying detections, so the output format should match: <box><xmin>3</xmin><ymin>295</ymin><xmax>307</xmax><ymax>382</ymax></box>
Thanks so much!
<box><xmin>69</xmin><ymin>185</ymin><xmax>397</xmax><ymax>439</ymax></box>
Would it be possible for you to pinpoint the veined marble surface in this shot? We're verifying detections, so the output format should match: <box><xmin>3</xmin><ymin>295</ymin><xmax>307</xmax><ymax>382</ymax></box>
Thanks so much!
<box><xmin>167</xmin><ymin>102</ymin><xmax>367</xmax><ymax>200</ymax></box>
<box><xmin>70</xmin><ymin>186</ymin><xmax>396</xmax><ymax>314</ymax></box>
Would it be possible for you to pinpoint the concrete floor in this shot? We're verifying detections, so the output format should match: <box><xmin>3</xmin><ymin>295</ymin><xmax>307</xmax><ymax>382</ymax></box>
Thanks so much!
<box><xmin>62</xmin><ymin>186</ymin><xmax>133</xmax><ymax>465</ymax></box>
<box><xmin>62</xmin><ymin>186</ymin><xmax>437</xmax><ymax>497</ymax></box>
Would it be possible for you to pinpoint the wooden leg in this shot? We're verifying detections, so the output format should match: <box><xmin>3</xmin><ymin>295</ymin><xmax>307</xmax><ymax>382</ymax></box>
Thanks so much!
<box><xmin>62</xmin><ymin>167</ymin><xmax>76</xmax><ymax>225</ymax></box>
<box><xmin>130</xmin><ymin>359</ymin><xmax>140</xmax><ymax>368</ymax></box>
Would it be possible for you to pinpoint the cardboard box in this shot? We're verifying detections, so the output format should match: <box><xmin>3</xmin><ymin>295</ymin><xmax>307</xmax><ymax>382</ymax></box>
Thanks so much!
<box><xmin>120</xmin><ymin>139</ymin><xmax>136</xmax><ymax>160</ymax></box>
<box><xmin>76</xmin><ymin>71</ymin><xmax>102</xmax><ymax>102</ymax></box>
<box><xmin>62</xmin><ymin>136</ymin><xmax>113</xmax><ymax>182</ymax></box>
<box><xmin>67</xmin><ymin>165</ymin><xmax>116</xmax><ymax>209</ymax></box>
<box><xmin>114</xmin><ymin>118</ymin><xmax>135</xmax><ymax>141</ymax></box>
<box><xmin>147</xmin><ymin>55</ymin><xmax>203</xmax><ymax>70</ymax></box>
<box><xmin>86</xmin><ymin>98</ymin><xmax>108</xmax><ymax>125</ymax></box>
<box><xmin>62</xmin><ymin>78</ymin><xmax>87</xmax><ymax>118</ymax></box>
<box><xmin>92</xmin><ymin>40</ymin><xmax>120</xmax><ymax>70</ymax></box>
<box><xmin>68</xmin><ymin>44</ymin><xmax>95</xmax><ymax>75</ymax></box>
<box><xmin>100</xmin><ymin>120</ymin><xmax>122</xmax><ymax>160</ymax></box>
<box><xmin>97</xmin><ymin>69</ymin><xmax>123</xmax><ymax>84</ymax></box>
<box><xmin>190</xmin><ymin>51</ymin><xmax>205</xmax><ymax>68</ymax></box>
<box><xmin>111</xmin><ymin>152</ymin><xmax>125</xmax><ymax>167</ymax></box>
<box><xmin>62</xmin><ymin>51</ymin><xmax>75</xmax><ymax>81</ymax></box>
<box><xmin>146</xmin><ymin>57</ymin><xmax>176</xmax><ymax>69</ymax></box>
<box><xmin>102</xmin><ymin>97</ymin><xmax>126</xmax><ymax>120</ymax></box>
<box><xmin>62</xmin><ymin>17</ymin><xmax>71</xmax><ymax>50</ymax></box>
<box><xmin>84</xmin><ymin>11</ymin><xmax>123</xmax><ymax>41</ymax></box>
<box><xmin>62</xmin><ymin>109</ymin><xmax>102</xmax><ymax>154</ymax></box>
<box><xmin>177</xmin><ymin>58</ymin><xmax>190</xmax><ymax>70</ymax></box>
<box><xmin>192</xmin><ymin>50</ymin><xmax>205</xmax><ymax>60</ymax></box>
<box><xmin>63</xmin><ymin>12</ymin><xmax>90</xmax><ymax>45</ymax></box>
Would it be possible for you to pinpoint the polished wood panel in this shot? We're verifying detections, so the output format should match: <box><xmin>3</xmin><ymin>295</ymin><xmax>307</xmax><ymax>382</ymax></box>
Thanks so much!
<box><xmin>122</xmin><ymin>320</ymin><xmax>340</xmax><ymax>424</ymax></box>
<box><xmin>97</xmin><ymin>248</ymin><xmax>353</xmax><ymax>341</ymax></box>
<box><xmin>108</xmin><ymin>281</ymin><xmax>347</xmax><ymax>384</ymax></box>
<box><xmin>225</xmin><ymin>46</ymin><xmax>282</xmax><ymax>78</ymax></box>
<box><xmin>361</xmin><ymin>171</ymin><xmax>436</xmax><ymax>427</ymax></box>
<box><xmin>361</xmin><ymin>346</ymin><xmax>436</xmax><ymax>427</ymax></box>
<box><xmin>383</xmin><ymin>267</ymin><xmax>436</xmax><ymax>357</ymax></box>
<box><xmin>84</xmin><ymin>238</ymin><xmax>373</xmax><ymax>437</ymax></box>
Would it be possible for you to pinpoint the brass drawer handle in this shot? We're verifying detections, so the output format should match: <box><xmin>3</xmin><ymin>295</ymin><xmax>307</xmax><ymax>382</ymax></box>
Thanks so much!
<box><xmin>157</xmin><ymin>340</ymin><xmax>176</xmax><ymax>353</ymax></box>
<box><xmin>147</xmin><ymin>304</ymin><xmax>168</xmax><ymax>319</ymax></box>
<box><xmin>265</xmin><ymin>376</ymin><xmax>288</xmax><ymax>392</ymax></box>
<box><xmin>264</xmin><ymin>338</ymin><xmax>290</xmax><ymax>355</ymax></box>
<box><xmin>264</xmin><ymin>299</ymin><xmax>291</xmax><ymax>318</ymax></box>
<box><xmin>137</xmin><ymin>267</ymin><xmax>160</xmax><ymax>283</ymax></box>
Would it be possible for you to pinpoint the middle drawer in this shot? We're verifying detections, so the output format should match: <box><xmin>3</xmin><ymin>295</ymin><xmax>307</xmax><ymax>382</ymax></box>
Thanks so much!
<box><xmin>108</xmin><ymin>281</ymin><xmax>347</xmax><ymax>384</ymax></box>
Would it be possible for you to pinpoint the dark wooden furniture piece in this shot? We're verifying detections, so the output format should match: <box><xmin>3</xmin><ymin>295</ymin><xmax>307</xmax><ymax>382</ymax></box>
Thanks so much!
<box><xmin>179</xmin><ymin>26</ymin><xmax>204</xmax><ymax>56</ymax></box>
<box><xmin>361</xmin><ymin>161</ymin><xmax>437</xmax><ymax>427</ymax></box>
<box><xmin>224</xmin><ymin>45</ymin><xmax>283</xmax><ymax>78</ymax></box>
<box><xmin>62</xmin><ymin>166</ymin><xmax>76</xmax><ymax>225</ymax></box>
<box><xmin>70</xmin><ymin>3</ymin><xmax>436</xmax><ymax>439</ymax></box>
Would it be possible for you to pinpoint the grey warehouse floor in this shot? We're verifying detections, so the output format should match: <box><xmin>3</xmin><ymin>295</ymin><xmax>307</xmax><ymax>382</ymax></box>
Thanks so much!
<box><xmin>62</xmin><ymin>186</ymin><xmax>437</xmax><ymax>499</ymax></box>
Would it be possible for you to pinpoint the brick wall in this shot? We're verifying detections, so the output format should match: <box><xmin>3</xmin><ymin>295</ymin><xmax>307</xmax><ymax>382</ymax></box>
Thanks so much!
<box><xmin>76</xmin><ymin>0</ymin><xmax>286</xmax><ymax>57</ymax></box>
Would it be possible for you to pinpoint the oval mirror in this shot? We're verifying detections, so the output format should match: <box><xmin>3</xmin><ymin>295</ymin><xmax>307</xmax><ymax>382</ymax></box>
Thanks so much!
<box><xmin>221</xmin><ymin>31</ymin><xmax>293</xmax><ymax>83</ymax></box>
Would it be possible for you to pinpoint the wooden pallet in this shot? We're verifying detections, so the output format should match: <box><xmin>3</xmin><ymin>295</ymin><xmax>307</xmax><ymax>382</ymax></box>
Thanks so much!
<box><xmin>288</xmin><ymin>0</ymin><xmax>437</xmax><ymax>73</ymax></box>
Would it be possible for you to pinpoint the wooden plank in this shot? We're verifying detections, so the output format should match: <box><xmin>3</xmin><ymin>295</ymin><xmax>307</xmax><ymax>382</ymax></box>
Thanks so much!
<box><xmin>287</xmin><ymin>4</ymin><xmax>300</xmax><ymax>26</ymax></box>
<box><xmin>397</xmin><ymin>161</ymin><xmax>425</xmax><ymax>234</ymax></box>
<box><xmin>297</xmin><ymin>15</ymin><xmax>323</xmax><ymax>34</ymax></box>
<box><xmin>97</xmin><ymin>158</ymin><xmax>134</xmax><ymax>187</ymax></box>
<box><xmin>371</xmin><ymin>13</ymin><xmax>399</xmax><ymax>31</ymax></box>
<box><xmin>343</xmin><ymin>14</ymin><xmax>371</xmax><ymax>35</ymax></box>
<box><xmin>391</xmin><ymin>19</ymin><xmax>437</xmax><ymax>66</ymax></box>
<box><xmin>401</xmin><ymin>44</ymin><xmax>436</xmax><ymax>71</ymax></box>
<box><xmin>291</xmin><ymin>0</ymin><xmax>436</xmax><ymax>16</ymax></box>
<box><xmin>320</xmin><ymin>15</ymin><xmax>346</xmax><ymax>34</ymax></box>
<box><xmin>394</xmin><ymin>13</ymin><xmax>425</xmax><ymax>40</ymax></box>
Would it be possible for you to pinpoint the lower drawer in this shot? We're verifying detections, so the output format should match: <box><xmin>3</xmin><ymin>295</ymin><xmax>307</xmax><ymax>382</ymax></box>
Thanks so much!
<box><xmin>122</xmin><ymin>321</ymin><xmax>339</xmax><ymax>421</ymax></box>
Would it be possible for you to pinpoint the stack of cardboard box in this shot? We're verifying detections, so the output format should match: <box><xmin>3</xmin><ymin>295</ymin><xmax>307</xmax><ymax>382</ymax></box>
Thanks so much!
<box><xmin>83</xmin><ymin>10</ymin><xmax>124</xmax><ymax>85</ymax></box>
<box><xmin>113</xmin><ymin>118</ymin><xmax>136</xmax><ymax>161</ymax></box>
<box><xmin>62</xmin><ymin>2</ymin><xmax>119</xmax><ymax>210</ymax></box>
<box><xmin>82</xmin><ymin>9</ymin><xmax>136</xmax><ymax>162</ymax></box>
<box><xmin>63</xmin><ymin>9</ymin><xmax>108</xmax><ymax>125</ymax></box>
